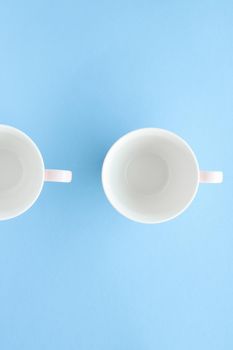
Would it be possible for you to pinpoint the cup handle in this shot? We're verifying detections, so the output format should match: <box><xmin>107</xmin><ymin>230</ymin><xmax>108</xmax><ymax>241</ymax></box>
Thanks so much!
<box><xmin>199</xmin><ymin>171</ymin><xmax>223</xmax><ymax>184</ymax></box>
<box><xmin>44</xmin><ymin>169</ymin><xmax>72</xmax><ymax>183</ymax></box>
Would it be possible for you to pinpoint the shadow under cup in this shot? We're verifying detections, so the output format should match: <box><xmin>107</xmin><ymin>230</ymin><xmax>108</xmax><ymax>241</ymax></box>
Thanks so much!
<box><xmin>102</xmin><ymin>129</ymin><xmax>199</xmax><ymax>223</ymax></box>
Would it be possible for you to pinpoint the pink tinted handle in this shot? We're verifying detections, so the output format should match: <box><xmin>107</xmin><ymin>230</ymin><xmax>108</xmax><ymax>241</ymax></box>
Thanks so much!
<box><xmin>199</xmin><ymin>171</ymin><xmax>223</xmax><ymax>184</ymax></box>
<box><xmin>44</xmin><ymin>169</ymin><xmax>72</xmax><ymax>183</ymax></box>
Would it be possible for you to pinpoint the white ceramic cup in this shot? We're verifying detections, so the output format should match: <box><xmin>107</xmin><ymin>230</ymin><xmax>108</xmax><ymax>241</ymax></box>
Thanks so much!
<box><xmin>0</xmin><ymin>125</ymin><xmax>72</xmax><ymax>220</ymax></box>
<box><xmin>102</xmin><ymin>128</ymin><xmax>223</xmax><ymax>223</ymax></box>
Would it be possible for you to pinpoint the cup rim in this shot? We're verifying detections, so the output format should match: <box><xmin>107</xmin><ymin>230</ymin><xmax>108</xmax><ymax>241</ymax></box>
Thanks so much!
<box><xmin>0</xmin><ymin>124</ymin><xmax>45</xmax><ymax>220</ymax></box>
<box><xmin>102</xmin><ymin>128</ymin><xmax>200</xmax><ymax>224</ymax></box>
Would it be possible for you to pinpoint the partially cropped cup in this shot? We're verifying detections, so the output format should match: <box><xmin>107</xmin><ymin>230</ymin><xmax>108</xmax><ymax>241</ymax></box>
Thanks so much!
<box><xmin>102</xmin><ymin>128</ymin><xmax>223</xmax><ymax>223</ymax></box>
<box><xmin>0</xmin><ymin>125</ymin><xmax>72</xmax><ymax>220</ymax></box>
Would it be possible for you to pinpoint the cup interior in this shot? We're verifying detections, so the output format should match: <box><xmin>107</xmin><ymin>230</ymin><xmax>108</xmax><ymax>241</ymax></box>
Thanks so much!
<box><xmin>0</xmin><ymin>125</ymin><xmax>44</xmax><ymax>220</ymax></box>
<box><xmin>102</xmin><ymin>129</ymin><xmax>199</xmax><ymax>223</ymax></box>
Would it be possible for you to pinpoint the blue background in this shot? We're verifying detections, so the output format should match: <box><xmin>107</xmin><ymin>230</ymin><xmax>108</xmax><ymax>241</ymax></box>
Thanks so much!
<box><xmin>0</xmin><ymin>1</ymin><xmax>232</xmax><ymax>349</ymax></box>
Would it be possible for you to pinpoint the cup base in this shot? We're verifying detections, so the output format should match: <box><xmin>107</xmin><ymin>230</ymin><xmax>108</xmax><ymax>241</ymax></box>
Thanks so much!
<box><xmin>126</xmin><ymin>154</ymin><xmax>169</xmax><ymax>196</ymax></box>
<box><xmin>0</xmin><ymin>149</ymin><xmax>23</xmax><ymax>192</ymax></box>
